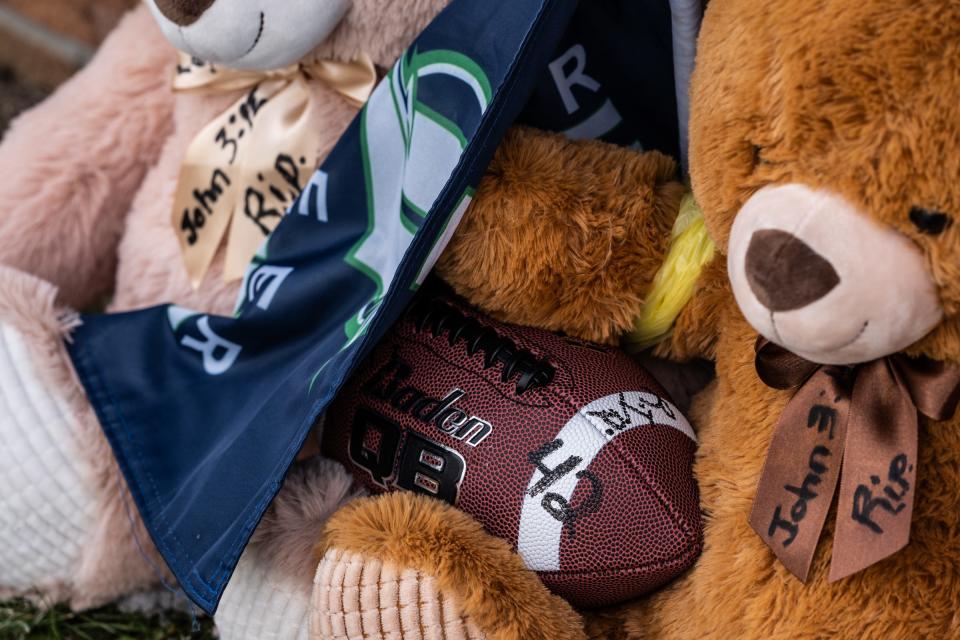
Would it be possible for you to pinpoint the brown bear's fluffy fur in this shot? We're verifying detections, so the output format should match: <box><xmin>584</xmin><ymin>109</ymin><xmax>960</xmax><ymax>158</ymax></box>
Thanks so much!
<box><xmin>618</xmin><ymin>1</ymin><xmax>960</xmax><ymax>638</ymax></box>
<box><xmin>430</xmin><ymin>0</ymin><xmax>960</xmax><ymax>637</ymax></box>
<box><xmin>686</xmin><ymin>0</ymin><xmax>960</xmax><ymax>360</ymax></box>
<box><xmin>437</xmin><ymin>126</ymin><xmax>685</xmax><ymax>346</ymax></box>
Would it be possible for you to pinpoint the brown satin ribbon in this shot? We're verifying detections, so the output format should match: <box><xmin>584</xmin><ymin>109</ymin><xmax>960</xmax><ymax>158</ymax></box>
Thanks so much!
<box><xmin>171</xmin><ymin>53</ymin><xmax>378</xmax><ymax>287</ymax></box>
<box><xmin>749</xmin><ymin>338</ymin><xmax>960</xmax><ymax>582</ymax></box>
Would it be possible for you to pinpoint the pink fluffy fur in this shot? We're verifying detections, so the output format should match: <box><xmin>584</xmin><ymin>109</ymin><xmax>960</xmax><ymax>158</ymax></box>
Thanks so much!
<box><xmin>0</xmin><ymin>0</ymin><xmax>450</xmax><ymax>611</ymax></box>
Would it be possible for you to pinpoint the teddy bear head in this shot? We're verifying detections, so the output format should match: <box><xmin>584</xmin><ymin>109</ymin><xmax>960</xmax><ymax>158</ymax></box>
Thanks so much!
<box><xmin>690</xmin><ymin>0</ymin><xmax>960</xmax><ymax>366</ymax></box>
<box><xmin>145</xmin><ymin>0</ymin><xmax>451</xmax><ymax>70</ymax></box>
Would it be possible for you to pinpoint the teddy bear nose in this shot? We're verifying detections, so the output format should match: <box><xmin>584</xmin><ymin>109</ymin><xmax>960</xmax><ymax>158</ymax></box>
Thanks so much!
<box><xmin>154</xmin><ymin>0</ymin><xmax>217</xmax><ymax>26</ymax></box>
<box><xmin>744</xmin><ymin>229</ymin><xmax>840</xmax><ymax>312</ymax></box>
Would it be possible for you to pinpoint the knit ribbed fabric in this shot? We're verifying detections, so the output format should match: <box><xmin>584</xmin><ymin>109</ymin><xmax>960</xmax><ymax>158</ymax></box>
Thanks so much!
<box><xmin>312</xmin><ymin>547</ymin><xmax>485</xmax><ymax>640</ymax></box>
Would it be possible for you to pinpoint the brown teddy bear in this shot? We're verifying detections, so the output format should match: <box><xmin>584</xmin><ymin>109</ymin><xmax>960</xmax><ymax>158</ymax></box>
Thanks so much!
<box><xmin>628</xmin><ymin>0</ymin><xmax>960</xmax><ymax>637</ymax></box>
<box><xmin>311</xmin><ymin>0</ymin><xmax>960</xmax><ymax>638</ymax></box>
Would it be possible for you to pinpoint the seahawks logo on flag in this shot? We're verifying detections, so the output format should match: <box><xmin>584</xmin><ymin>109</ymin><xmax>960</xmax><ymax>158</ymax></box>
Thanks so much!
<box><xmin>343</xmin><ymin>49</ymin><xmax>491</xmax><ymax>342</ymax></box>
<box><xmin>227</xmin><ymin>49</ymin><xmax>492</xmax><ymax>355</ymax></box>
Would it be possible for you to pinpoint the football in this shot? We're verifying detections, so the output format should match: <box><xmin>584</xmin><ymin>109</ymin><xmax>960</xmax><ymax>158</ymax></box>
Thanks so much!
<box><xmin>321</xmin><ymin>287</ymin><xmax>702</xmax><ymax>608</ymax></box>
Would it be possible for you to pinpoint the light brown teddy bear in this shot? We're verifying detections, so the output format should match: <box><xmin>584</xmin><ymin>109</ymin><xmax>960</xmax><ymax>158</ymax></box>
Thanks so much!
<box><xmin>311</xmin><ymin>0</ymin><xmax>960</xmax><ymax>638</ymax></box>
<box><xmin>629</xmin><ymin>0</ymin><xmax>960</xmax><ymax>637</ymax></box>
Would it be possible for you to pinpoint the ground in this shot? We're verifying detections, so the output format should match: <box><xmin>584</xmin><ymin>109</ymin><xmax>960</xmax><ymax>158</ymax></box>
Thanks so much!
<box><xmin>0</xmin><ymin>599</ymin><xmax>214</xmax><ymax>640</ymax></box>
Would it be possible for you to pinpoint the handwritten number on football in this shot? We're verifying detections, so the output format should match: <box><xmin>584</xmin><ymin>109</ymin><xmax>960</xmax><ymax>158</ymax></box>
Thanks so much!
<box><xmin>528</xmin><ymin>439</ymin><xmax>603</xmax><ymax>537</ymax></box>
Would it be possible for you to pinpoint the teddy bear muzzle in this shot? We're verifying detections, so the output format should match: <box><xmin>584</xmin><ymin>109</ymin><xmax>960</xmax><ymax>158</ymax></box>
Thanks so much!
<box><xmin>727</xmin><ymin>183</ymin><xmax>942</xmax><ymax>366</ymax></box>
<box><xmin>145</xmin><ymin>0</ymin><xmax>350</xmax><ymax>70</ymax></box>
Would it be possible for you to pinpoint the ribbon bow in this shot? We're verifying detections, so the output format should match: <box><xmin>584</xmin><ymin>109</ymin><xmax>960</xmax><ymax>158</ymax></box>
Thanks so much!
<box><xmin>171</xmin><ymin>53</ymin><xmax>378</xmax><ymax>287</ymax></box>
<box><xmin>749</xmin><ymin>339</ymin><xmax>960</xmax><ymax>581</ymax></box>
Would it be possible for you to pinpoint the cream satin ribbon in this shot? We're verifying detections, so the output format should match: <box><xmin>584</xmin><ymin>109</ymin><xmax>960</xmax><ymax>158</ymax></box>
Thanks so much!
<box><xmin>171</xmin><ymin>53</ymin><xmax>377</xmax><ymax>287</ymax></box>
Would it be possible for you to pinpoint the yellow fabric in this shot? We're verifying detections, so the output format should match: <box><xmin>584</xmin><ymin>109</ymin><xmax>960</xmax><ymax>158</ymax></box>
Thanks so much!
<box><xmin>624</xmin><ymin>194</ymin><xmax>716</xmax><ymax>351</ymax></box>
<box><xmin>170</xmin><ymin>53</ymin><xmax>377</xmax><ymax>287</ymax></box>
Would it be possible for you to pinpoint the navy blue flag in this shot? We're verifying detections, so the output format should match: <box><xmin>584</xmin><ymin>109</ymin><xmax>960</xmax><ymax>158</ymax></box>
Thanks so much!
<box><xmin>69</xmin><ymin>0</ymin><xmax>579</xmax><ymax>613</ymax></box>
<box><xmin>520</xmin><ymin>0</ymin><xmax>679</xmax><ymax>156</ymax></box>
<box><xmin>68</xmin><ymin>0</ymin><xmax>698</xmax><ymax>614</ymax></box>
<box><xmin>521</xmin><ymin>0</ymin><xmax>701</xmax><ymax>167</ymax></box>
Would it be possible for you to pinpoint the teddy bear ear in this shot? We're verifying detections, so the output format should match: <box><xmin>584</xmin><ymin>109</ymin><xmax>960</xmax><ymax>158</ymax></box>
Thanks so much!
<box><xmin>145</xmin><ymin>0</ymin><xmax>351</xmax><ymax>70</ymax></box>
<box><xmin>313</xmin><ymin>492</ymin><xmax>588</xmax><ymax>640</ymax></box>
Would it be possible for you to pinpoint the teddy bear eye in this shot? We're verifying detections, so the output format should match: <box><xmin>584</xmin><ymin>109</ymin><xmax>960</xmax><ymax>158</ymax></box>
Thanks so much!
<box><xmin>909</xmin><ymin>207</ymin><xmax>952</xmax><ymax>235</ymax></box>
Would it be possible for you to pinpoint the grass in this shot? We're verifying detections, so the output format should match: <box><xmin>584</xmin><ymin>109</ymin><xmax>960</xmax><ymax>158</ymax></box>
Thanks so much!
<box><xmin>0</xmin><ymin>599</ymin><xmax>215</xmax><ymax>640</ymax></box>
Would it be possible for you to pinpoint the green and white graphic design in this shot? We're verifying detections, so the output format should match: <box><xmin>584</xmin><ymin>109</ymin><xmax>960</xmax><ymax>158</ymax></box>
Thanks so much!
<box><xmin>343</xmin><ymin>48</ymin><xmax>491</xmax><ymax>342</ymax></box>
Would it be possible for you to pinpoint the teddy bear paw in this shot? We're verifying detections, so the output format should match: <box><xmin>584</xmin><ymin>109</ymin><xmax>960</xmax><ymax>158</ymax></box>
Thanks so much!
<box><xmin>312</xmin><ymin>547</ymin><xmax>486</xmax><ymax>639</ymax></box>
<box><xmin>312</xmin><ymin>491</ymin><xmax>589</xmax><ymax>640</ymax></box>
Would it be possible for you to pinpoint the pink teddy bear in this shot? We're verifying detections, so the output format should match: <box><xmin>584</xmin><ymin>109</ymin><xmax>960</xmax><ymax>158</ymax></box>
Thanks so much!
<box><xmin>0</xmin><ymin>1</ymin><xmax>447</xmax><ymax>636</ymax></box>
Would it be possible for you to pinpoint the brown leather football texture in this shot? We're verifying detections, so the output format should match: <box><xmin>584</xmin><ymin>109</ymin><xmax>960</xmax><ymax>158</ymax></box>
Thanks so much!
<box><xmin>321</xmin><ymin>289</ymin><xmax>702</xmax><ymax>608</ymax></box>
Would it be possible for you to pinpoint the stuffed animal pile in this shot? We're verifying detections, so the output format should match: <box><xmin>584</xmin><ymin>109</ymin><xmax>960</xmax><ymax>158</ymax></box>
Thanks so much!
<box><xmin>2</xmin><ymin>0</ymin><xmax>959</xmax><ymax>638</ymax></box>
<box><xmin>313</xmin><ymin>0</ymin><xmax>960</xmax><ymax>637</ymax></box>
<box><xmin>0</xmin><ymin>0</ymin><xmax>448</xmax><ymax>635</ymax></box>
